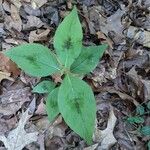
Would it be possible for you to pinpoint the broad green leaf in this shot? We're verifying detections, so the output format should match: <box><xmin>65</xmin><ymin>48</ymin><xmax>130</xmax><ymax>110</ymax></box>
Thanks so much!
<box><xmin>140</xmin><ymin>126</ymin><xmax>150</xmax><ymax>136</ymax></box>
<box><xmin>4</xmin><ymin>43</ymin><xmax>60</xmax><ymax>77</ymax></box>
<box><xmin>136</xmin><ymin>105</ymin><xmax>145</xmax><ymax>115</ymax></box>
<box><xmin>46</xmin><ymin>88</ymin><xmax>59</xmax><ymax>122</ymax></box>
<box><xmin>147</xmin><ymin>101</ymin><xmax>150</xmax><ymax>110</ymax></box>
<box><xmin>70</xmin><ymin>44</ymin><xmax>107</xmax><ymax>74</ymax></box>
<box><xmin>58</xmin><ymin>75</ymin><xmax>96</xmax><ymax>144</ymax></box>
<box><xmin>54</xmin><ymin>6</ymin><xmax>83</xmax><ymax>68</ymax></box>
<box><xmin>127</xmin><ymin>116</ymin><xmax>144</xmax><ymax>124</ymax></box>
<box><xmin>148</xmin><ymin>141</ymin><xmax>150</xmax><ymax>150</ymax></box>
<box><xmin>32</xmin><ymin>80</ymin><xmax>56</xmax><ymax>93</ymax></box>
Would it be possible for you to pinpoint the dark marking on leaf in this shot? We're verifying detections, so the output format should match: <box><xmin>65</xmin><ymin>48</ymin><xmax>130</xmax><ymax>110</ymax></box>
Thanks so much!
<box><xmin>87</xmin><ymin>54</ymin><xmax>94</xmax><ymax>60</ymax></box>
<box><xmin>63</xmin><ymin>37</ymin><xmax>73</xmax><ymax>50</ymax></box>
<box><xmin>25</xmin><ymin>55</ymin><xmax>41</xmax><ymax>69</ymax></box>
<box><xmin>49</xmin><ymin>99</ymin><xmax>57</xmax><ymax>108</ymax></box>
<box><xmin>26</xmin><ymin>55</ymin><xmax>36</xmax><ymax>62</ymax></box>
<box><xmin>74</xmin><ymin>98</ymin><xmax>81</xmax><ymax>114</ymax></box>
<box><xmin>42</xmin><ymin>83</ymin><xmax>49</xmax><ymax>91</ymax></box>
<box><xmin>67</xmin><ymin>94</ymin><xmax>84</xmax><ymax>114</ymax></box>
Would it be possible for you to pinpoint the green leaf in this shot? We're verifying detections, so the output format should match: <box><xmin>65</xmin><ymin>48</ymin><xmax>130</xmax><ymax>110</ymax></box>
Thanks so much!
<box><xmin>147</xmin><ymin>101</ymin><xmax>150</xmax><ymax>110</ymax></box>
<box><xmin>71</xmin><ymin>45</ymin><xmax>107</xmax><ymax>75</ymax></box>
<box><xmin>136</xmin><ymin>105</ymin><xmax>145</xmax><ymax>115</ymax></box>
<box><xmin>54</xmin><ymin>6</ymin><xmax>83</xmax><ymax>68</ymax></box>
<box><xmin>4</xmin><ymin>43</ymin><xmax>60</xmax><ymax>77</ymax></box>
<box><xmin>140</xmin><ymin>126</ymin><xmax>150</xmax><ymax>136</ymax></box>
<box><xmin>32</xmin><ymin>80</ymin><xmax>56</xmax><ymax>93</ymax></box>
<box><xmin>46</xmin><ymin>88</ymin><xmax>59</xmax><ymax>122</ymax></box>
<box><xmin>58</xmin><ymin>75</ymin><xmax>96</xmax><ymax>144</ymax></box>
<box><xmin>148</xmin><ymin>141</ymin><xmax>150</xmax><ymax>150</ymax></box>
<box><xmin>127</xmin><ymin>116</ymin><xmax>144</xmax><ymax>124</ymax></box>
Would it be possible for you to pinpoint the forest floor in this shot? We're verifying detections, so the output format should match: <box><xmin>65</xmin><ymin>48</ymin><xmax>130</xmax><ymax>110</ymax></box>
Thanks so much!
<box><xmin>0</xmin><ymin>0</ymin><xmax>150</xmax><ymax>150</ymax></box>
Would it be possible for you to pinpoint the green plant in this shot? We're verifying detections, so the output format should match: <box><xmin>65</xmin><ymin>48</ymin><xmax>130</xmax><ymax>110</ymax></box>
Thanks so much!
<box><xmin>4</xmin><ymin>6</ymin><xmax>107</xmax><ymax>144</ymax></box>
<box><xmin>127</xmin><ymin>101</ymin><xmax>150</xmax><ymax>149</ymax></box>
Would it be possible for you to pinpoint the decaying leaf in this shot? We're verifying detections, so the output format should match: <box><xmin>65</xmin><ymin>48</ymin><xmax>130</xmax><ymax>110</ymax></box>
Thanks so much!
<box><xmin>31</xmin><ymin>0</ymin><xmax>47</xmax><ymax>8</ymax></box>
<box><xmin>126</xmin><ymin>26</ymin><xmax>150</xmax><ymax>48</ymax></box>
<box><xmin>94</xmin><ymin>109</ymin><xmax>117</xmax><ymax>149</ymax></box>
<box><xmin>84</xmin><ymin>143</ymin><xmax>98</xmax><ymax>150</ymax></box>
<box><xmin>0</xmin><ymin>52</ymin><xmax>20</xmax><ymax>77</ymax></box>
<box><xmin>4</xmin><ymin>3</ymin><xmax>22</xmax><ymax>33</ymax></box>
<box><xmin>141</xmin><ymin>80</ymin><xmax>150</xmax><ymax>100</ymax></box>
<box><xmin>0</xmin><ymin>87</ymin><xmax>31</xmax><ymax>115</ymax></box>
<box><xmin>98</xmin><ymin>8</ymin><xmax>125</xmax><ymax>44</ymax></box>
<box><xmin>10</xmin><ymin>4</ymin><xmax>22</xmax><ymax>32</ymax></box>
<box><xmin>23</xmin><ymin>16</ymin><xmax>44</xmax><ymax>30</ymax></box>
<box><xmin>0</xmin><ymin>71</ymin><xmax>14</xmax><ymax>82</ymax></box>
<box><xmin>10</xmin><ymin>0</ymin><xmax>21</xmax><ymax>9</ymax></box>
<box><xmin>29</xmin><ymin>29</ymin><xmax>50</xmax><ymax>43</ymax></box>
<box><xmin>97</xmin><ymin>31</ymin><xmax>113</xmax><ymax>49</ymax></box>
<box><xmin>0</xmin><ymin>108</ymin><xmax>38</xmax><ymax>150</ymax></box>
<box><xmin>35</xmin><ymin>98</ymin><xmax>46</xmax><ymax>115</ymax></box>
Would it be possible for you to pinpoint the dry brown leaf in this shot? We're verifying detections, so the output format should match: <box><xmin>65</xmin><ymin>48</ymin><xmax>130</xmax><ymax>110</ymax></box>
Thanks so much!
<box><xmin>0</xmin><ymin>52</ymin><xmax>20</xmax><ymax>77</ymax></box>
<box><xmin>35</xmin><ymin>116</ymin><xmax>64</xmax><ymax>140</ymax></box>
<box><xmin>141</xmin><ymin>80</ymin><xmax>150</xmax><ymax>100</ymax></box>
<box><xmin>67</xmin><ymin>0</ymin><xmax>72</xmax><ymax>9</ymax></box>
<box><xmin>10</xmin><ymin>0</ymin><xmax>21</xmax><ymax>9</ymax></box>
<box><xmin>4</xmin><ymin>3</ymin><xmax>22</xmax><ymax>32</ymax></box>
<box><xmin>0</xmin><ymin>52</ymin><xmax>10</xmax><ymax>71</ymax></box>
<box><xmin>127</xmin><ymin>26</ymin><xmax>150</xmax><ymax>48</ymax></box>
<box><xmin>98</xmin><ymin>8</ymin><xmax>125</xmax><ymax>44</ymax></box>
<box><xmin>35</xmin><ymin>98</ymin><xmax>46</xmax><ymax>115</ymax></box>
<box><xmin>31</xmin><ymin>0</ymin><xmax>47</xmax><ymax>8</ymax></box>
<box><xmin>2</xmin><ymin>1</ymin><xmax>11</xmax><ymax>13</ymax></box>
<box><xmin>97</xmin><ymin>31</ymin><xmax>113</xmax><ymax>49</ymax></box>
<box><xmin>84</xmin><ymin>144</ymin><xmax>98</xmax><ymax>150</ymax></box>
<box><xmin>0</xmin><ymin>71</ymin><xmax>14</xmax><ymax>82</ymax></box>
<box><xmin>0</xmin><ymin>117</ymin><xmax>17</xmax><ymax>135</ymax></box>
<box><xmin>52</xmin><ymin>73</ymin><xmax>62</xmax><ymax>84</ymax></box>
<box><xmin>23</xmin><ymin>16</ymin><xmax>44</xmax><ymax>30</ymax></box>
<box><xmin>0</xmin><ymin>87</ymin><xmax>31</xmax><ymax>115</ymax></box>
<box><xmin>0</xmin><ymin>108</ymin><xmax>38</xmax><ymax>150</ymax></box>
<box><xmin>94</xmin><ymin>109</ymin><xmax>117</xmax><ymax>149</ymax></box>
<box><xmin>29</xmin><ymin>29</ymin><xmax>50</xmax><ymax>43</ymax></box>
<box><xmin>4</xmin><ymin>38</ymin><xmax>27</xmax><ymax>45</ymax></box>
<box><xmin>10</xmin><ymin>4</ymin><xmax>22</xmax><ymax>31</ymax></box>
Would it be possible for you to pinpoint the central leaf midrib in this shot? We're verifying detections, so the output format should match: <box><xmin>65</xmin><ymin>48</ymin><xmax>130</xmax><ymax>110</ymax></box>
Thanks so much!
<box><xmin>66</xmin><ymin>75</ymin><xmax>89</xmax><ymax>139</ymax></box>
<box><xmin>13</xmin><ymin>53</ymin><xmax>60</xmax><ymax>71</ymax></box>
<box><xmin>71</xmin><ymin>53</ymin><xmax>92</xmax><ymax>71</ymax></box>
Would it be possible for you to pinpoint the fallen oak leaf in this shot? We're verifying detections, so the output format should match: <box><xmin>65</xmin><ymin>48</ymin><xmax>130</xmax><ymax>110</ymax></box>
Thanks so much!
<box><xmin>0</xmin><ymin>108</ymin><xmax>38</xmax><ymax>150</ymax></box>
<box><xmin>94</xmin><ymin>109</ymin><xmax>117</xmax><ymax>149</ymax></box>
<box><xmin>0</xmin><ymin>71</ymin><xmax>14</xmax><ymax>82</ymax></box>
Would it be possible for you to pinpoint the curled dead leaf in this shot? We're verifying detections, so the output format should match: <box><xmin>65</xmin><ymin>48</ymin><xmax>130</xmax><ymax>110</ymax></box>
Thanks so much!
<box><xmin>29</xmin><ymin>29</ymin><xmax>50</xmax><ymax>43</ymax></box>
<box><xmin>94</xmin><ymin>109</ymin><xmax>117</xmax><ymax>149</ymax></box>
<box><xmin>0</xmin><ymin>71</ymin><xmax>14</xmax><ymax>82</ymax></box>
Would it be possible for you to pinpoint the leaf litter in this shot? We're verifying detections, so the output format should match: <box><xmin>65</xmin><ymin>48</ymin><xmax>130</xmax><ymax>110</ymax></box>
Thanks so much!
<box><xmin>0</xmin><ymin>107</ymin><xmax>38</xmax><ymax>150</ymax></box>
<box><xmin>0</xmin><ymin>0</ymin><xmax>150</xmax><ymax>149</ymax></box>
